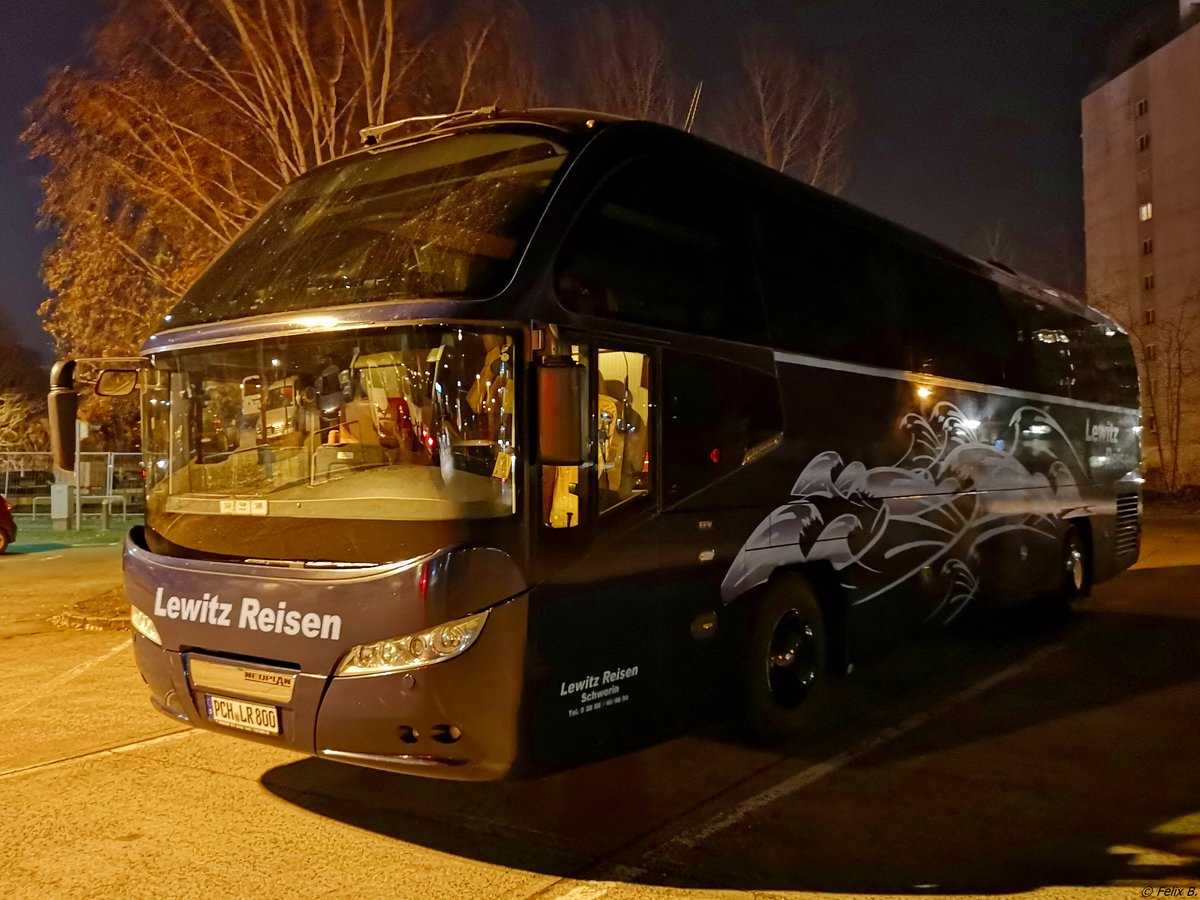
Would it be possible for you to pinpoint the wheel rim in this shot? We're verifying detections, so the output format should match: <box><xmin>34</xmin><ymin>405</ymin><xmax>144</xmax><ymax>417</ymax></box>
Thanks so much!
<box><xmin>766</xmin><ymin>609</ymin><xmax>818</xmax><ymax>709</ymax></box>
<box><xmin>1066</xmin><ymin>540</ymin><xmax>1085</xmax><ymax>592</ymax></box>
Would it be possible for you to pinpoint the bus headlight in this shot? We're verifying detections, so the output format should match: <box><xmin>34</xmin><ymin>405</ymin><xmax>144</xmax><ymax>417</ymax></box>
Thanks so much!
<box><xmin>334</xmin><ymin>610</ymin><xmax>489</xmax><ymax>677</ymax></box>
<box><xmin>130</xmin><ymin>605</ymin><xmax>162</xmax><ymax>646</ymax></box>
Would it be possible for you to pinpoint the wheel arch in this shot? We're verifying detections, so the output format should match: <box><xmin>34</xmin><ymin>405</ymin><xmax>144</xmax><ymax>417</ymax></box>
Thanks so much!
<box><xmin>728</xmin><ymin>561</ymin><xmax>849</xmax><ymax>676</ymax></box>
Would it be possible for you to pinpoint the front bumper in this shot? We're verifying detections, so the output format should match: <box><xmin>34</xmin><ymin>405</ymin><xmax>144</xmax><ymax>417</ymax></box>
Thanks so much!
<box><xmin>133</xmin><ymin>593</ymin><xmax>528</xmax><ymax>780</ymax></box>
<box><xmin>125</xmin><ymin>528</ymin><xmax>530</xmax><ymax>781</ymax></box>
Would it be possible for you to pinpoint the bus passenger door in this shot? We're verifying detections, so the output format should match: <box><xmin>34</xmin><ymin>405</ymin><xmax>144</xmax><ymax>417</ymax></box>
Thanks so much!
<box><xmin>527</xmin><ymin>343</ymin><xmax>668</xmax><ymax>768</ymax></box>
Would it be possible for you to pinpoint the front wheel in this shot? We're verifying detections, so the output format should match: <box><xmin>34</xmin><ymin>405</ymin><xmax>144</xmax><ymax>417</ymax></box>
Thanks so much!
<box><xmin>741</xmin><ymin>573</ymin><xmax>828</xmax><ymax>742</ymax></box>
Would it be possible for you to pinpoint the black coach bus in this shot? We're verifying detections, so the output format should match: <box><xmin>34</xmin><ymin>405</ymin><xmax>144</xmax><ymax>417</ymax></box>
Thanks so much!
<box><xmin>50</xmin><ymin>109</ymin><xmax>1141</xmax><ymax>780</ymax></box>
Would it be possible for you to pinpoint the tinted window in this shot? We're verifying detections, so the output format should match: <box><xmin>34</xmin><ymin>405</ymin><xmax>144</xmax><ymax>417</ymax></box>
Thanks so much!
<box><xmin>1072</xmin><ymin>319</ymin><xmax>1139</xmax><ymax>408</ymax></box>
<box><xmin>757</xmin><ymin>200</ymin><xmax>1016</xmax><ymax>381</ymax></box>
<box><xmin>1004</xmin><ymin>291</ymin><xmax>1081</xmax><ymax>398</ymax></box>
<box><xmin>755</xmin><ymin>203</ymin><xmax>911</xmax><ymax>370</ymax></box>
<box><xmin>903</xmin><ymin>257</ymin><xmax>1012</xmax><ymax>386</ymax></box>
<box><xmin>556</xmin><ymin>158</ymin><xmax>767</xmax><ymax>343</ymax></box>
<box><xmin>663</xmin><ymin>352</ymin><xmax>782</xmax><ymax>500</ymax></box>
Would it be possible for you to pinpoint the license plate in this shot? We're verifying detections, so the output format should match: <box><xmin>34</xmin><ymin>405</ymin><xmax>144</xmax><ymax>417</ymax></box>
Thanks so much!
<box><xmin>205</xmin><ymin>694</ymin><xmax>279</xmax><ymax>735</ymax></box>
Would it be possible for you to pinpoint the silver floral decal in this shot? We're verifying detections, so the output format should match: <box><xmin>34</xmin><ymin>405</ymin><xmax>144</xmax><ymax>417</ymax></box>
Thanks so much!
<box><xmin>722</xmin><ymin>402</ymin><xmax>1083</xmax><ymax>622</ymax></box>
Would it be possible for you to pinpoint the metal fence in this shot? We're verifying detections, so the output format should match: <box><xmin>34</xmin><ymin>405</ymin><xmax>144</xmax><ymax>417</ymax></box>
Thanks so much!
<box><xmin>0</xmin><ymin>451</ymin><xmax>144</xmax><ymax>521</ymax></box>
<box><xmin>1</xmin><ymin>452</ymin><xmax>55</xmax><ymax>515</ymax></box>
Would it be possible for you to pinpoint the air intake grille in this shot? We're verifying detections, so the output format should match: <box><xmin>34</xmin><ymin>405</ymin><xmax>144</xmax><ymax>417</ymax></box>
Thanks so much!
<box><xmin>1115</xmin><ymin>493</ymin><xmax>1140</xmax><ymax>559</ymax></box>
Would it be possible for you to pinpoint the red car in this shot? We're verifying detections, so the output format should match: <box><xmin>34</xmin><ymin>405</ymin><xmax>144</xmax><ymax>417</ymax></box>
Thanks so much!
<box><xmin>0</xmin><ymin>494</ymin><xmax>15</xmax><ymax>553</ymax></box>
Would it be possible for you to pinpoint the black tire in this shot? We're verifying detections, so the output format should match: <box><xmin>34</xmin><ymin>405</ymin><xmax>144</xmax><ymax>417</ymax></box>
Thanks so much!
<box><xmin>742</xmin><ymin>573</ymin><xmax>828</xmax><ymax>742</ymax></box>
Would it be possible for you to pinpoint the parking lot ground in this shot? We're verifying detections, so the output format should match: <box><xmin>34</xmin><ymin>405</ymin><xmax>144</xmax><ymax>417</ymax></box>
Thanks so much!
<box><xmin>0</xmin><ymin>518</ymin><xmax>1198</xmax><ymax>898</ymax></box>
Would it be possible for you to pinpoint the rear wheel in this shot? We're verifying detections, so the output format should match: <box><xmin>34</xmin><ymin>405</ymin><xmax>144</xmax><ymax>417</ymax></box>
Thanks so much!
<box><xmin>1056</xmin><ymin>525</ymin><xmax>1087</xmax><ymax>611</ymax></box>
<box><xmin>742</xmin><ymin>573</ymin><xmax>828</xmax><ymax>741</ymax></box>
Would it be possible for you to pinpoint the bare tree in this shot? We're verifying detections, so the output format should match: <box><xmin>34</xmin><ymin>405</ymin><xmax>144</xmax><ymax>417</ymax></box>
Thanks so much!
<box><xmin>0</xmin><ymin>322</ymin><xmax>49</xmax><ymax>453</ymax></box>
<box><xmin>1091</xmin><ymin>284</ymin><xmax>1200</xmax><ymax>491</ymax></box>
<box><xmin>717</xmin><ymin>28</ymin><xmax>853</xmax><ymax>193</ymax></box>
<box><xmin>426</xmin><ymin>0</ymin><xmax>544</xmax><ymax>114</ymax></box>
<box><xmin>24</xmin><ymin>0</ymin><xmax>545</xmax><ymax>442</ymax></box>
<box><xmin>24</xmin><ymin>0</ymin><xmax>542</xmax><ymax>364</ymax></box>
<box><xmin>570</xmin><ymin>4</ymin><xmax>680</xmax><ymax>125</ymax></box>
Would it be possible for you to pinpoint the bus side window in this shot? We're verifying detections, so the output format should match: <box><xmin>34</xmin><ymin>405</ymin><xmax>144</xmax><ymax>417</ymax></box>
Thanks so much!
<box><xmin>1004</xmin><ymin>292</ymin><xmax>1077</xmax><ymax>398</ymax></box>
<box><xmin>904</xmin><ymin>258</ymin><xmax>1012</xmax><ymax>387</ymax></box>
<box><xmin>597</xmin><ymin>349</ymin><xmax>652</xmax><ymax>513</ymax></box>
<box><xmin>1071</xmin><ymin>319</ymin><xmax>1139</xmax><ymax>409</ymax></box>
<box><xmin>755</xmin><ymin>204</ymin><xmax>911</xmax><ymax>371</ymax></box>
<box><xmin>555</xmin><ymin>157</ymin><xmax>766</xmax><ymax>344</ymax></box>
<box><xmin>663</xmin><ymin>352</ymin><xmax>782</xmax><ymax>500</ymax></box>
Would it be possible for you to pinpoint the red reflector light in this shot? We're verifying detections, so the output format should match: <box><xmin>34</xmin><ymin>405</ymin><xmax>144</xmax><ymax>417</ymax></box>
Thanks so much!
<box><xmin>419</xmin><ymin>564</ymin><xmax>429</xmax><ymax>601</ymax></box>
<box><xmin>710</xmin><ymin>448</ymin><xmax>720</xmax><ymax>464</ymax></box>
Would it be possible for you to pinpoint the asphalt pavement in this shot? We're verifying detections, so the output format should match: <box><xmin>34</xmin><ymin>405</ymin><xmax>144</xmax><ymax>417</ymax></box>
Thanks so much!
<box><xmin>1</xmin><ymin>518</ymin><xmax>1198</xmax><ymax>899</ymax></box>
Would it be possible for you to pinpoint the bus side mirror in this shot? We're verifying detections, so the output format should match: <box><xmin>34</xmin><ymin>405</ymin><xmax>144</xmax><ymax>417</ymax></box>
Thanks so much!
<box><xmin>96</xmin><ymin>369</ymin><xmax>139</xmax><ymax>397</ymax></box>
<box><xmin>49</xmin><ymin>359</ymin><xmax>79</xmax><ymax>473</ymax></box>
<box><xmin>537</xmin><ymin>358</ymin><xmax>588</xmax><ymax>465</ymax></box>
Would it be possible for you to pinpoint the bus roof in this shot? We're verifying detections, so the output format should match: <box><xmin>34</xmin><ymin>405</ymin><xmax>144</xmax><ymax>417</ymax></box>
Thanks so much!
<box><xmin>144</xmin><ymin>108</ymin><xmax>1117</xmax><ymax>353</ymax></box>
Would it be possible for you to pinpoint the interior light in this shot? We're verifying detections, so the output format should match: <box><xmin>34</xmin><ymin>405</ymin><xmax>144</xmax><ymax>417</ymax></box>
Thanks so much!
<box><xmin>917</xmin><ymin>387</ymin><xmax>933</xmax><ymax>399</ymax></box>
<box><xmin>294</xmin><ymin>316</ymin><xmax>340</xmax><ymax>329</ymax></box>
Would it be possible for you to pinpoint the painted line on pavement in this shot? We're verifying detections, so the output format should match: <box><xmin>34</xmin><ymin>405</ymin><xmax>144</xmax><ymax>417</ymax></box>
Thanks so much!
<box><xmin>642</xmin><ymin>644</ymin><xmax>1061</xmax><ymax>866</ymax></box>
<box><xmin>0</xmin><ymin>730</ymin><xmax>194</xmax><ymax>781</ymax></box>
<box><xmin>554</xmin><ymin>885</ymin><xmax>611</xmax><ymax>900</ymax></box>
<box><xmin>0</xmin><ymin>638</ymin><xmax>130</xmax><ymax>718</ymax></box>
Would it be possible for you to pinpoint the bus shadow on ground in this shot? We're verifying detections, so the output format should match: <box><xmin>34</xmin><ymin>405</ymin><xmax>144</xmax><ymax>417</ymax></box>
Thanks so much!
<box><xmin>263</xmin><ymin>564</ymin><xmax>1200</xmax><ymax>895</ymax></box>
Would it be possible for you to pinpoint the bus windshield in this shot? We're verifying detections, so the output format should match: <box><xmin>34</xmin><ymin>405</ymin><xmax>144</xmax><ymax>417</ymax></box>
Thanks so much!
<box><xmin>144</xmin><ymin>327</ymin><xmax>517</xmax><ymax>523</ymax></box>
<box><xmin>162</xmin><ymin>131</ymin><xmax>570</xmax><ymax>328</ymax></box>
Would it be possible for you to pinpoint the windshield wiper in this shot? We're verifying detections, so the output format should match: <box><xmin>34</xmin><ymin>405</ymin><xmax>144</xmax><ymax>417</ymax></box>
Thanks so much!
<box><xmin>359</xmin><ymin>106</ymin><xmax>500</xmax><ymax>148</ymax></box>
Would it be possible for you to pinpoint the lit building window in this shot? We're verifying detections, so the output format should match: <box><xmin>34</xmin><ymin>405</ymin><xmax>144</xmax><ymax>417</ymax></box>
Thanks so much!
<box><xmin>1139</xmin><ymin>202</ymin><xmax>1154</xmax><ymax>221</ymax></box>
<box><xmin>1138</xmin><ymin>133</ymin><xmax>1151</xmax><ymax>151</ymax></box>
<box><xmin>1143</xmin><ymin>273</ymin><xmax>1156</xmax><ymax>291</ymax></box>
<box><xmin>1143</xmin><ymin>239</ymin><xmax>1154</xmax><ymax>255</ymax></box>
<box><xmin>1144</xmin><ymin>308</ymin><xmax>1156</xmax><ymax>325</ymax></box>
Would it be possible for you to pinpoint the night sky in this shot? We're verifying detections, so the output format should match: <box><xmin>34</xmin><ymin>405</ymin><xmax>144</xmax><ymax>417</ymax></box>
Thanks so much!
<box><xmin>0</xmin><ymin>0</ymin><xmax>1155</xmax><ymax>359</ymax></box>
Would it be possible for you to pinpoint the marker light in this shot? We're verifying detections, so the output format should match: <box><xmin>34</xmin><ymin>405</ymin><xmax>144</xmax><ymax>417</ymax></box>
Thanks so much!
<box><xmin>334</xmin><ymin>610</ymin><xmax>489</xmax><ymax>677</ymax></box>
<box><xmin>130</xmin><ymin>605</ymin><xmax>162</xmax><ymax>646</ymax></box>
<box><xmin>916</xmin><ymin>386</ymin><xmax>933</xmax><ymax>399</ymax></box>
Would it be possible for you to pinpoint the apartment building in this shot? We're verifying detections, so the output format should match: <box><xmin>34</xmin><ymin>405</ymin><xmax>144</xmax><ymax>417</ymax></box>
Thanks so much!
<box><xmin>1083</xmin><ymin>2</ymin><xmax>1200</xmax><ymax>488</ymax></box>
